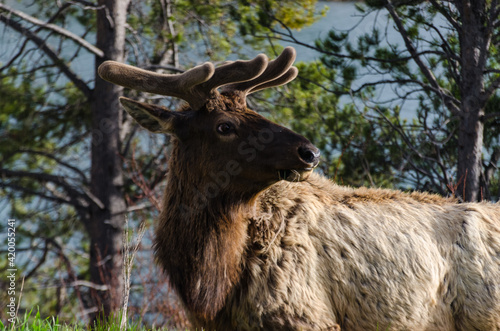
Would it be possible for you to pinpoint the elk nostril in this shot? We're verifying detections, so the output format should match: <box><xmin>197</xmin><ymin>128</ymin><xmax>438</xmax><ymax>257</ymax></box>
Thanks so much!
<box><xmin>298</xmin><ymin>146</ymin><xmax>320</xmax><ymax>165</ymax></box>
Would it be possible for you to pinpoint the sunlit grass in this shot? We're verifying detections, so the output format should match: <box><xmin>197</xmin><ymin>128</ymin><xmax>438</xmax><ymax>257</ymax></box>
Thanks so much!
<box><xmin>0</xmin><ymin>308</ymin><xmax>172</xmax><ymax>331</ymax></box>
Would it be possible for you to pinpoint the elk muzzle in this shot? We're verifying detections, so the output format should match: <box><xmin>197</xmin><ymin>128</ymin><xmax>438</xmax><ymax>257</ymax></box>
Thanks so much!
<box><xmin>277</xmin><ymin>143</ymin><xmax>320</xmax><ymax>182</ymax></box>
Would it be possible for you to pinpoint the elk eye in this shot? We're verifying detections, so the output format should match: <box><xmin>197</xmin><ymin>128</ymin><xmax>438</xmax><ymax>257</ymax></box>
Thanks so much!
<box><xmin>216</xmin><ymin>122</ymin><xmax>233</xmax><ymax>135</ymax></box>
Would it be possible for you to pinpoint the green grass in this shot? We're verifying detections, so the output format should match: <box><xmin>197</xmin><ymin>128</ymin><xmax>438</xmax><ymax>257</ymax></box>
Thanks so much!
<box><xmin>0</xmin><ymin>308</ymin><xmax>171</xmax><ymax>331</ymax></box>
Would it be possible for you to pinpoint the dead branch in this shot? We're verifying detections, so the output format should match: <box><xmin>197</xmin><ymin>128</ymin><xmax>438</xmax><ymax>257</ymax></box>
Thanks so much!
<box><xmin>0</xmin><ymin>13</ymin><xmax>92</xmax><ymax>99</ymax></box>
<box><xmin>0</xmin><ymin>3</ymin><xmax>104</xmax><ymax>58</ymax></box>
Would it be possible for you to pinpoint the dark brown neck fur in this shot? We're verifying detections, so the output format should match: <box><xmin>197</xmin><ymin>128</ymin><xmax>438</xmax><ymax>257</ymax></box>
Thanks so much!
<box><xmin>154</xmin><ymin>138</ymin><xmax>251</xmax><ymax>321</ymax></box>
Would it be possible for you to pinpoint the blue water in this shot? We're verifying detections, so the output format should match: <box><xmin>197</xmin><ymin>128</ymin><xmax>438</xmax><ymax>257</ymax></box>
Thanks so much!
<box><xmin>282</xmin><ymin>2</ymin><xmax>390</xmax><ymax>61</ymax></box>
<box><xmin>1</xmin><ymin>1</ymin><xmax>375</xmax><ymax>79</ymax></box>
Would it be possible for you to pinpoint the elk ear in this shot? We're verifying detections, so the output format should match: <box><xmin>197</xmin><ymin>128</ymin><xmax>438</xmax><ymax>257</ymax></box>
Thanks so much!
<box><xmin>120</xmin><ymin>97</ymin><xmax>177</xmax><ymax>133</ymax></box>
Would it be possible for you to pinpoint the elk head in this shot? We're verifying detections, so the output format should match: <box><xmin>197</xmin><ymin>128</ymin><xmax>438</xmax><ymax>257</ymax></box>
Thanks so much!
<box><xmin>98</xmin><ymin>47</ymin><xmax>320</xmax><ymax>197</ymax></box>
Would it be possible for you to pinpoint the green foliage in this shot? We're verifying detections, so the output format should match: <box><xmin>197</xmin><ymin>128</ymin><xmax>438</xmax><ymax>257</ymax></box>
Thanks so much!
<box><xmin>0</xmin><ymin>45</ymin><xmax>92</xmax><ymax>322</ymax></box>
<box><xmin>0</xmin><ymin>68</ymin><xmax>48</xmax><ymax>156</ymax></box>
<box><xmin>261</xmin><ymin>60</ymin><xmax>400</xmax><ymax>188</ymax></box>
<box><xmin>0</xmin><ymin>70</ymin><xmax>89</xmax><ymax>160</ymax></box>
<box><xmin>1</xmin><ymin>307</ymin><xmax>171</xmax><ymax>331</ymax></box>
<box><xmin>126</xmin><ymin>0</ymin><xmax>322</xmax><ymax>63</ymax></box>
<box><xmin>484</xmin><ymin>94</ymin><xmax>500</xmax><ymax>146</ymax></box>
<box><xmin>309</xmin><ymin>1</ymin><xmax>500</xmax><ymax>198</ymax></box>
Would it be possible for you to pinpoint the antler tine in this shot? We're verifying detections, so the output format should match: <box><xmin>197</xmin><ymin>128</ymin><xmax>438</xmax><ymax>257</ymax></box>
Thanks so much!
<box><xmin>248</xmin><ymin>66</ymin><xmax>298</xmax><ymax>94</ymax></box>
<box><xmin>98</xmin><ymin>61</ymin><xmax>215</xmax><ymax>109</ymax></box>
<box><xmin>198</xmin><ymin>54</ymin><xmax>269</xmax><ymax>94</ymax></box>
<box><xmin>221</xmin><ymin>47</ymin><xmax>297</xmax><ymax>95</ymax></box>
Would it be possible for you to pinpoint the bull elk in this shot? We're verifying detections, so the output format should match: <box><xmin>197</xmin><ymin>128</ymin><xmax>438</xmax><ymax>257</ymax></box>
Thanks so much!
<box><xmin>98</xmin><ymin>47</ymin><xmax>500</xmax><ymax>330</ymax></box>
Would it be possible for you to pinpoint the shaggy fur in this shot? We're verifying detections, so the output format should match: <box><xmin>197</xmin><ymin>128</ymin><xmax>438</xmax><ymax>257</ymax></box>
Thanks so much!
<box><xmin>157</xmin><ymin>163</ymin><xmax>500</xmax><ymax>330</ymax></box>
<box><xmin>138</xmin><ymin>96</ymin><xmax>500</xmax><ymax>330</ymax></box>
<box><xmin>98</xmin><ymin>49</ymin><xmax>500</xmax><ymax>330</ymax></box>
<box><xmin>232</xmin><ymin>175</ymin><xmax>500</xmax><ymax>330</ymax></box>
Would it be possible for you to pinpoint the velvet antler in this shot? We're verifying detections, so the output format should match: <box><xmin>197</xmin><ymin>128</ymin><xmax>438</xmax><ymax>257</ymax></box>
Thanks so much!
<box><xmin>98</xmin><ymin>47</ymin><xmax>298</xmax><ymax>110</ymax></box>
<box><xmin>221</xmin><ymin>46</ymin><xmax>297</xmax><ymax>95</ymax></box>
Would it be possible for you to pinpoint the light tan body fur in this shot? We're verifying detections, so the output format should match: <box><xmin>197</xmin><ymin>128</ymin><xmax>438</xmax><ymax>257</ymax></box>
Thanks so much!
<box><xmin>191</xmin><ymin>173</ymin><xmax>500</xmax><ymax>330</ymax></box>
<box><xmin>98</xmin><ymin>48</ymin><xmax>500</xmax><ymax>330</ymax></box>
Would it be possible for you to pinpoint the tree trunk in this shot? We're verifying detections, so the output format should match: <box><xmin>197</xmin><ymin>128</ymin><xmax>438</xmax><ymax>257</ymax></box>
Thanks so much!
<box><xmin>457</xmin><ymin>108</ymin><xmax>484</xmax><ymax>201</ymax></box>
<box><xmin>456</xmin><ymin>0</ymin><xmax>489</xmax><ymax>202</ymax></box>
<box><xmin>88</xmin><ymin>0</ymin><xmax>130</xmax><ymax>321</ymax></box>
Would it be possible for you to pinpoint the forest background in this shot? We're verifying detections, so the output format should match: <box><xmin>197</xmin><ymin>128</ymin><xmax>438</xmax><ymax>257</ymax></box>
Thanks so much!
<box><xmin>0</xmin><ymin>0</ymin><xmax>499</xmax><ymax>328</ymax></box>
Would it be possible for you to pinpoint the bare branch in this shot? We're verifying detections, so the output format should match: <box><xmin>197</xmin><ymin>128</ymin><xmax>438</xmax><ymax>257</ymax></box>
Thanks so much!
<box><xmin>483</xmin><ymin>75</ymin><xmax>500</xmax><ymax>102</ymax></box>
<box><xmin>0</xmin><ymin>168</ymin><xmax>102</xmax><ymax>211</ymax></box>
<box><xmin>68</xmin><ymin>0</ymin><xmax>101</xmax><ymax>9</ymax></box>
<box><xmin>384</xmin><ymin>0</ymin><xmax>460</xmax><ymax>115</ymax></box>
<box><xmin>421</xmin><ymin>19</ymin><xmax>460</xmax><ymax>83</ymax></box>
<box><xmin>0</xmin><ymin>14</ymin><xmax>92</xmax><ymax>99</ymax></box>
<box><xmin>265</xmin><ymin>16</ymin><xmax>446</xmax><ymax>65</ymax></box>
<box><xmin>1</xmin><ymin>168</ymin><xmax>78</xmax><ymax>193</ymax></box>
<box><xmin>43</xmin><ymin>237</ymin><xmax>88</xmax><ymax>310</ymax></box>
<box><xmin>0</xmin><ymin>3</ymin><xmax>104</xmax><ymax>58</ymax></box>
<box><xmin>17</xmin><ymin>149</ymin><xmax>89</xmax><ymax>184</ymax></box>
<box><xmin>370</xmin><ymin>105</ymin><xmax>447</xmax><ymax>186</ymax></box>
<box><xmin>351</xmin><ymin>78</ymin><xmax>460</xmax><ymax>109</ymax></box>
<box><xmin>428</xmin><ymin>0</ymin><xmax>461</xmax><ymax>32</ymax></box>
<box><xmin>69</xmin><ymin>280</ymin><xmax>109</xmax><ymax>291</ymax></box>
<box><xmin>23</xmin><ymin>239</ymin><xmax>49</xmax><ymax>280</ymax></box>
<box><xmin>82</xmin><ymin>186</ymin><xmax>105</xmax><ymax>209</ymax></box>
<box><xmin>0</xmin><ymin>182</ymin><xmax>75</xmax><ymax>206</ymax></box>
<box><xmin>488</xmin><ymin>0</ymin><xmax>499</xmax><ymax>39</ymax></box>
<box><xmin>485</xmin><ymin>147</ymin><xmax>500</xmax><ymax>184</ymax></box>
<box><xmin>482</xmin><ymin>112</ymin><xmax>500</xmax><ymax>121</ymax></box>
<box><xmin>158</xmin><ymin>0</ymin><xmax>178</xmax><ymax>68</ymax></box>
<box><xmin>0</xmin><ymin>37</ymin><xmax>30</xmax><ymax>72</ymax></box>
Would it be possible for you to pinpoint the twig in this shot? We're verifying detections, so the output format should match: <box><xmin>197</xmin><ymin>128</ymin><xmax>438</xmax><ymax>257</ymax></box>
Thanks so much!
<box><xmin>0</xmin><ymin>13</ymin><xmax>92</xmax><ymax>99</ymax></box>
<box><xmin>16</xmin><ymin>277</ymin><xmax>25</xmax><ymax>322</ymax></box>
<box><xmin>0</xmin><ymin>3</ymin><xmax>104</xmax><ymax>58</ymax></box>
<box><xmin>121</xmin><ymin>216</ymin><xmax>147</xmax><ymax>331</ymax></box>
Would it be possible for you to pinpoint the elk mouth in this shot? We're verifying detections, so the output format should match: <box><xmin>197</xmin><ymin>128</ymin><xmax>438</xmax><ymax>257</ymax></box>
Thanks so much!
<box><xmin>278</xmin><ymin>168</ymin><xmax>313</xmax><ymax>182</ymax></box>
